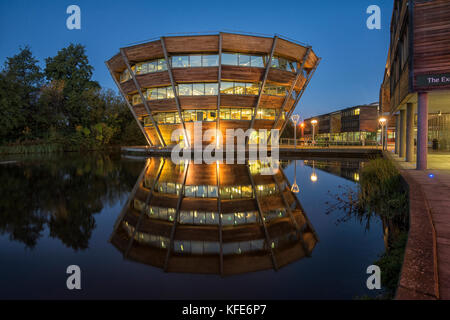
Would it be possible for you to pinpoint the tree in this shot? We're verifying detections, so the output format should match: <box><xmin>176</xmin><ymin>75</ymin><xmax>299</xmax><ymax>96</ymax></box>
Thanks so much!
<box><xmin>0</xmin><ymin>46</ymin><xmax>43</xmax><ymax>141</ymax></box>
<box><xmin>44</xmin><ymin>44</ymin><xmax>99</xmax><ymax>129</ymax></box>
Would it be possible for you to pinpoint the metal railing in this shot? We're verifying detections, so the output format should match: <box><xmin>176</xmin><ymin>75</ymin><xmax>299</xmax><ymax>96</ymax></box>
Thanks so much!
<box><xmin>278</xmin><ymin>138</ymin><xmax>380</xmax><ymax>148</ymax></box>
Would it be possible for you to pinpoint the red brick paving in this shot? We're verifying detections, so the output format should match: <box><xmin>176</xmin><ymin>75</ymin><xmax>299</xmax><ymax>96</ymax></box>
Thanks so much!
<box><xmin>385</xmin><ymin>152</ymin><xmax>450</xmax><ymax>300</ymax></box>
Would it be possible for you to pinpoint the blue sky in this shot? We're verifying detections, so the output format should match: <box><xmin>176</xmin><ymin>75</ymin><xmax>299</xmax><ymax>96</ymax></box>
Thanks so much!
<box><xmin>0</xmin><ymin>0</ymin><xmax>392</xmax><ymax>118</ymax></box>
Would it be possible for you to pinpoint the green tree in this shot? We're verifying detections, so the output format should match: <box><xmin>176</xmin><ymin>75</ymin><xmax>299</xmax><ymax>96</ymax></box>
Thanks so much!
<box><xmin>0</xmin><ymin>46</ymin><xmax>43</xmax><ymax>141</ymax></box>
<box><xmin>44</xmin><ymin>44</ymin><xmax>99</xmax><ymax>129</ymax></box>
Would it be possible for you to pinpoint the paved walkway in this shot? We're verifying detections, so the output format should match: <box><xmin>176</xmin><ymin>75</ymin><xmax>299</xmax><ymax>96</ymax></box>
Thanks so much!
<box><xmin>385</xmin><ymin>152</ymin><xmax>450</xmax><ymax>300</ymax></box>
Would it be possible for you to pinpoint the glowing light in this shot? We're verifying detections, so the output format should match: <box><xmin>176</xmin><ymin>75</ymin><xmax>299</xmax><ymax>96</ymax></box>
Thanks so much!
<box><xmin>429</xmin><ymin>173</ymin><xmax>435</xmax><ymax>178</ymax></box>
<box><xmin>311</xmin><ymin>119</ymin><xmax>318</xmax><ymax>125</ymax></box>
<box><xmin>379</xmin><ymin>117</ymin><xmax>387</xmax><ymax>124</ymax></box>
<box><xmin>300</xmin><ymin>122</ymin><xmax>305</xmax><ymax>128</ymax></box>
<box><xmin>310</xmin><ymin>173</ymin><xmax>318</xmax><ymax>182</ymax></box>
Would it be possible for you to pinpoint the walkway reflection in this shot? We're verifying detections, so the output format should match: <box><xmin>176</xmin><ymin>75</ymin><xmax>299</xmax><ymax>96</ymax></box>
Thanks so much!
<box><xmin>110</xmin><ymin>158</ymin><xmax>318</xmax><ymax>276</ymax></box>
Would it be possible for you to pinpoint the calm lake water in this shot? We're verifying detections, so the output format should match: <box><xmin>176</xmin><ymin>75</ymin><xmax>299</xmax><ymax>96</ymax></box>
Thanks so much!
<box><xmin>0</xmin><ymin>152</ymin><xmax>385</xmax><ymax>299</ymax></box>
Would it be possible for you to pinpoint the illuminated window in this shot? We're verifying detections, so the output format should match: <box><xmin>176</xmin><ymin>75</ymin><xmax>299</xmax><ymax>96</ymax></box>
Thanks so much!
<box><xmin>241</xmin><ymin>109</ymin><xmax>252</xmax><ymax>120</ymax></box>
<box><xmin>246</xmin><ymin>82</ymin><xmax>260</xmax><ymax>95</ymax></box>
<box><xmin>220</xmin><ymin>82</ymin><xmax>234</xmax><ymax>94</ymax></box>
<box><xmin>157</xmin><ymin>87</ymin><xmax>167</xmax><ymax>99</ymax></box>
<box><xmin>231</xmin><ymin>109</ymin><xmax>241</xmax><ymax>120</ymax></box>
<box><xmin>234</xmin><ymin>82</ymin><xmax>246</xmax><ymax>95</ymax></box>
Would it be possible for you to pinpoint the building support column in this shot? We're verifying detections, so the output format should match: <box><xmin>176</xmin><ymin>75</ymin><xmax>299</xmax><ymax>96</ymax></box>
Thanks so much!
<box><xmin>416</xmin><ymin>92</ymin><xmax>428</xmax><ymax>170</ymax></box>
<box><xmin>395</xmin><ymin>114</ymin><xmax>400</xmax><ymax>154</ymax></box>
<box><xmin>405</xmin><ymin>103</ymin><xmax>415</xmax><ymax>162</ymax></box>
<box><xmin>399</xmin><ymin>109</ymin><xmax>406</xmax><ymax>158</ymax></box>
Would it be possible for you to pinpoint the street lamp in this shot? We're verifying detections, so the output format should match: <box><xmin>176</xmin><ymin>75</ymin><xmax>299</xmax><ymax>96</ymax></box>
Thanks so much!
<box><xmin>291</xmin><ymin>114</ymin><xmax>300</xmax><ymax>149</ymax></box>
<box><xmin>311</xmin><ymin>119</ymin><xmax>318</xmax><ymax>146</ymax></box>
<box><xmin>300</xmin><ymin>122</ymin><xmax>305</xmax><ymax>139</ymax></box>
<box><xmin>379</xmin><ymin>117</ymin><xmax>387</xmax><ymax>150</ymax></box>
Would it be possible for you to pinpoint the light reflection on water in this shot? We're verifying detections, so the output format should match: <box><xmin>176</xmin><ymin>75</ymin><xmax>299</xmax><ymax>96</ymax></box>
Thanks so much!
<box><xmin>0</xmin><ymin>153</ymin><xmax>384</xmax><ymax>299</ymax></box>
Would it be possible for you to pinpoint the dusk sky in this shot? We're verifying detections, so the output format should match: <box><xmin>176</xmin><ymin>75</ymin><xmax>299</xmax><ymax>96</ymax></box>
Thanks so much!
<box><xmin>0</xmin><ymin>0</ymin><xmax>392</xmax><ymax>118</ymax></box>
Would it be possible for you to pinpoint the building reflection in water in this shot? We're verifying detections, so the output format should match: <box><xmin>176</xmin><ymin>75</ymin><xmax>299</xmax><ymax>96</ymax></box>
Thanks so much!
<box><xmin>303</xmin><ymin>158</ymin><xmax>364</xmax><ymax>183</ymax></box>
<box><xmin>110</xmin><ymin>158</ymin><xmax>318</xmax><ymax>276</ymax></box>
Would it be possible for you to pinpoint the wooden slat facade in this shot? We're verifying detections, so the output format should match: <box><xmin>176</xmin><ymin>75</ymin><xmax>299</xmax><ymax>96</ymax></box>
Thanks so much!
<box><xmin>380</xmin><ymin>0</ymin><xmax>450</xmax><ymax>114</ymax></box>
<box><xmin>106</xmin><ymin>32</ymin><xmax>319</xmax><ymax>145</ymax></box>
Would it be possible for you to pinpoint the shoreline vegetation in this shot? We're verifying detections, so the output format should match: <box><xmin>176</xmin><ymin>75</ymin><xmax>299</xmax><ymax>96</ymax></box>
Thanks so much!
<box><xmin>0</xmin><ymin>44</ymin><xmax>145</xmax><ymax>155</ymax></box>
<box><xmin>326</xmin><ymin>157</ymin><xmax>409</xmax><ymax>300</ymax></box>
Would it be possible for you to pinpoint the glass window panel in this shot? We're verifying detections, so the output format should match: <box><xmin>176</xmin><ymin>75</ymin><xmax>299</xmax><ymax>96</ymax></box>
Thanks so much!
<box><xmin>263</xmin><ymin>85</ymin><xmax>277</xmax><ymax>96</ymax></box>
<box><xmin>148</xmin><ymin>61</ymin><xmax>157</xmax><ymax>72</ymax></box>
<box><xmin>238</xmin><ymin>54</ymin><xmax>251</xmax><ymax>67</ymax></box>
<box><xmin>202</xmin><ymin>55</ymin><xmax>218</xmax><ymax>66</ymax></box>
<box><xmin>183</xmin><ymin>110</ymin><xmax>195</xmax><ymax>122</ymax></box>
<box><xmin>250</xmin><ymin>55</ymin><xmax>264</xmax><ymax>67</ymax></box>
<box><xmin>191</xmin><ymin>241</ymin><xmax>203</xmax><ymax>254</ymax></box>
<box><xmin>172</xmin><ymin>56</ymin><xmax>189</xmax><ymax>68</ymax></box>
<box><xmin>231</xmin><ymin>109</ymin><xmax>241</xmax><ymax>120</ymax></box>
<box><xmin>166</xmin><ymin>113</ymin><xmax>175</xmax><ymax>124</ymax></box>
<box><xmin>189</xmin><ymin>55</ymin><xmax>202</xmax><ymax>67</ymax></box>
<box><xmin>141</xmin><ymin>63</ymin><xmax>148</xmax><ymax>74</ymax></box>
<box><xmin>241</xmin><ymin>185</ymin><xmax>253</xmax><ymax>198</ymax></box>
<box><xmin>205</xmin><ymin>83</ymin><xmax>218</xmax><ymax>95</ymax></box>
<box><xmin>220</xmin><ymin>109</ymin><xmax>230</xmax><ymax>120</ymax></box>
<box><xmin>157</xmin><ymin>87</ymin><xmax>167</xmax><ymax>99</ymax></box>
<box><xmin>208</xmin><ymin>186</ymin><xmax>218</xmax><ymax>197</ymax></box>
<box><xmin>288</xmin><ymin>61</ymin><xmax>297</xmax><ymax>72</ymax></box>
<box><xmin>222</xmin><ymin>213</ymin><xmax>234</xmax><ymax>225</ymax></box>
<box><xmin>206</xmin><ymin>111</ymin><xmax>216</xmax><ymax>122</ymax></box>
<box><xmin>271</xmin><ymin>57</ymin><xmax>280</xmax><ymax>68</ymax></box>
<box><xmin>220</xmin><ymin>82</ymin><xmax>234</xmax><ymax>94</ymax></box>
<box><xmin>167</xmin><ymin>86</ymin><xmax>174</xmax><ymax>99</ymax></box>
<box><xmin>241</xmin><ymin>109</ymin><xmax>252</xmax><ymax>121</ymax></box>
<box><xmin>193</xmin><ymin>83</ymin><xmax>205</xmax><ymax>96</ymax></box>
<box><xmin>246</xmin><ymin>82</ymin><xmax>260</xmax><ymax>95</ymax></box>
<box><xmin>147</xmin><ymin>88</ymin><xmax>157</xmax><ymax>100</ymax></box>
<box><xmin>185</xmin><ymin>186</ymin><xmax>195</xmax><ymax>197</ymax></box>
<box><xmin>135</xmin><ymin>63</ymin><xmax>143</xmax><ymax>74</ymax></box>
<box><xmin>194</xmin><ymin>211</ymin><xmax>206</xmax><ymax>225</ymax></box>
<box><xmin>263</xmin><ymin>109</ymin><xmax>275</xmax><ymax>120</ymax></box>
<box><xmin>197</xmin><ymin>186</ymin><xmax>207</xmax><ymax>197</ymax></box>
<box><xmin>178</xmin><ymin>84</ymin><xmax>193</xmax><ymax>96</ymax></box>
<box><xmin>205</xmin><ymin>212</ymin><xmax>218</xmax><ymax>225</ymax></box>
<box><xmin>222</xmin><ymin>53</ymin><xmax>238</xmax><ymax>66</ymax></box>
<box><xmin>234</xmin><ymin>83</ymin><xmax>246</xmax><ymax>95</ymax></box>
<box><xmin>196</xmin><ymin>111</ymin><xmax>205</xmax><ymax>121</ymax></box>
<box><xmin>157</xmin><ymin>59</ymin><xmax>167</xmax><ymax>71</ymax></box>
<box><xmin>204</xmin><ymin>241</ymin><xmax>219</xmax><ymax>253</ymax></box>
<box><xmin>278</xmin><ymin>57</ymin><xmax>288</xmax><ymax>71</ymax></box>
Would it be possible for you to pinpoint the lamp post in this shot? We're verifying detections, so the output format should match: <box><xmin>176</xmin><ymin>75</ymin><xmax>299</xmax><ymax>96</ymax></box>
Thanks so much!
<box><xmin>291</xmin><ymin>114</ymin><xmax>300</xmax><ymax>149</ymax></box>
<box><xmin>300</xmin><ymin>122</ymin><xmax>305</xmax><ymax>139</ymax></box>
<box><xmin>311</xmin><ymin>119</ymin><xmax>318</xmax><ymax>146</ymax></box>
<box><xmin>379</xmin><ymin>117</ymin><xmax>387</xmax><ymax>151</ymax></box>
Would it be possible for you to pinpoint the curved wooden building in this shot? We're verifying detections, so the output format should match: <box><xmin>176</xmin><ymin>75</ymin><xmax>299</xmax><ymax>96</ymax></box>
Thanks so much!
<box><xmin>110</xmin><ymin>158</ymin><xmax>318</xmax><ymax>276</ymax></box>
<box><xmin>106</xmin><ymin>32</ymin><xmax>320</xmax><ymax>147</ymax></box>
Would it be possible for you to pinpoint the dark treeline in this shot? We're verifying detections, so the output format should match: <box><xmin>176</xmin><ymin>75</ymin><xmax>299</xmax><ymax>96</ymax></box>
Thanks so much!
<box><xmin>0</xmin><ymin>44</ymin><xmax>144</xmax><ymax>153</ymax></box>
